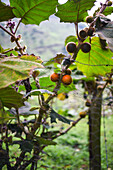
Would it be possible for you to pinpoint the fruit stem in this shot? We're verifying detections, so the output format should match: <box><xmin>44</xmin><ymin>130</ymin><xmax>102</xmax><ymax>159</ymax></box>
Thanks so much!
<box><xmin>90</xmin><ymin>0</ymin><xmax>108</xmax><ymax>27</ymax></box>
<box><xmin>14</xmin><ymin>19</ymin><xmax>22</xmax><ymax>34</ymax></box>
<box><xmin>0</xmin><ymin>24</ymin><xmax>14</xmax><ymax>37</ymax></box>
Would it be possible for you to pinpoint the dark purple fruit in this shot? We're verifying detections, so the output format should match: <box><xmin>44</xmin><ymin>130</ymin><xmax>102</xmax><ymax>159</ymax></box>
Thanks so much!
<box><xmin>79</xmin><ymin>30</ymin><xmax>87</xmax><ymax>39</ymax></box>
<box><xmin>81</xmin><ymin>42</ymin><xmax>91</xmax><ymax>53</ymax></box>
<box><xmin>86</xmin><ymin>16</ymin><xmax>93</xmax><ymax>23</ymax></box>
<box><xmin>66</xmin><ymin>42</ymin><xmax>77</xmax><ymax>53</ymax></box>
<box><xmin>88</xmin><ymin>27</ymin><xmax>95</xmax><ymax>36</ymax></box>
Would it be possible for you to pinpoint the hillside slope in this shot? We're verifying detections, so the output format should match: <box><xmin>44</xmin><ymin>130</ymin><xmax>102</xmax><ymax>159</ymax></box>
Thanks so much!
<box><xmin>0</xmin><ymin>14</ymin><xmax>86</xmax><ymax>60</ymax></box>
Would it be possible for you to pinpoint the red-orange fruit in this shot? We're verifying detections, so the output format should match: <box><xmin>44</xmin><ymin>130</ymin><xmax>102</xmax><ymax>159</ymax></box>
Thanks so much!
<box><xmin>50</xmin><ymin>73</ymin><xmax>59</xmax><ymax>82</ymax></box>
<box><xmin>61</xmin><ymin>75</ymin><xmax>72</xmax><ymax>85</ymax></box>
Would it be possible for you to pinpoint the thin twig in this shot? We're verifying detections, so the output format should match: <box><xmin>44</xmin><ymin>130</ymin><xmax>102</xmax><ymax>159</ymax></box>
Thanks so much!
<box><xmin>14</xmin><ymin>19</ymin><xmax>22</xmax><ymax>34</ymax></box>
<box><xmin>0</xmin><ymin>24</ymin><xmax>15</xmax><ymax>37</ymax></box>
<box><xmin>2</xmin><ymin>48</ymin><xmax>14</xmax><ymax>54</ymax></box>
<box><xmin>52</xmin><ymin>117</ymin><xmax>82</xmax><ymax>140</ymax></box>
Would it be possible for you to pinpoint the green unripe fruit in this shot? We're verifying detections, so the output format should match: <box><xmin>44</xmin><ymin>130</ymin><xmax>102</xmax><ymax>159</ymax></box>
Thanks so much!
<box><xmin>66</xmin><ymin>42</ymin><xmax>77</xmax><ymax>53</ymax></box>
<box><xmin>81</xmin><ymin>42</ymin><xmax>91</xmax><ymax>53</ymax></box>
<box><xmin>86</xmin><ymin>16</ymin><xmax>93</xmax><ymax>23</ymax></box>
<box><xmin>79</xmin><ymin>30</ymin><xmax>87</xmax><ymax>39</ymax></box>
<box><xmin>87</xmin><ymin>27</ymin><xmax>95</xmax><ymax>36</ymax></box>
<box><xmin>107</xmin><ymin>1</ymin><xmax>112</xmax><ymax>6</ymax></box>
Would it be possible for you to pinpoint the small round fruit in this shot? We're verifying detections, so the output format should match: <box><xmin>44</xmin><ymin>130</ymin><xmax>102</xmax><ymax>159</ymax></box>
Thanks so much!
<box><xmin>88</xmin><ymin>27</ymin><xmax>95</xmax><ymax>36</ymax></box>
<box><xmin>57</xmin><ymin>93</ymin><xmax>66</xmax><ymax>100</ymax></box>
<box><xmin>97</xmin><ymin>85</ymin><xmax>103</xmax><ymax>90</ymax></box>
<box><xmin>50</xmin><ymin>73</ymin><xmax>59</xmax><ymax>82</ymax></box>
<box><xmin>85</xmin><ymin>99</ymin><xmax>91</xmax><ymax>107</ymax></box>
<box><xmin>66</xmin><ymin>42</ymin><xmax>77</xmax><ymax>53</ymax></box>
<box><xmin>81</xmin><ymin>42</ymin><xmax>91</xmax><ymax>53</ymax></box>
<box><xmin>86</xmin><ymin>16</ymin><xmax>93</xmax><ymax>23</ymax></box>
<box><xmin>79</xmin><ymin>30</ymin><xmax>87</xmax><ymax>39</ymax></box>
<box><xmin>65</xmin><ymin>68</ymin><xmax>72</xmax><ymax>75</ymax></box>
<box><xmin>61</xmin><ymin>75</ymin><xmax>72</xmax><ymax>85</ymax></box>
<box><xmin>79</xmin><ymin>111</ymin><xmax>87</xmax><ymax>118</ymax></box>
<box><xmin>107</xmin><ymin>1</ymin><xmax>112</xmax><ymax>6</ymax></box>
<box><xmin>10</xmin><ymin>36</ymin><xmax>15</xmax><ymax>42</ymax></box>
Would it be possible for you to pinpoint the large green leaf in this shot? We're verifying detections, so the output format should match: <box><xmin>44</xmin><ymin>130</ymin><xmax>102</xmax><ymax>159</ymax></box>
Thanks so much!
<box><xmin>76</xmin><ymin>37</ymin><xmax>113</xmax><ymax>77</ymax></box>
<box><xmin>103</xmin><ymin>7</ymin><xmax>113</xmax><ymax>16</ymax></box>
<box><xmin>0</xmin><ymin>55</ymin><xmax>44</xmax><ymax>88</ymax></box>
<box><xmin>10</xmin><ymin>0</ymin><xmax>58</xmax><ymax>25</ymax></box>
<box><xmin>0</xmin><ymin>1</ymin><xmax>15</xmax><ymax>22</ymax></box>
<box><xmin>0</xmin><ymin>87</ymin><xmax>24</xmax><ymax>109</ymax></box>
<box><xmin>55</xmin><ymin>0</ymin><xmax>96</xmax><ymax>23</ymax></box>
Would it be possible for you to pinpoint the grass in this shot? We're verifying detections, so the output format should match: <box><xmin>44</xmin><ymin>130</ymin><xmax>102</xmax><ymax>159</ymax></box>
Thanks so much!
<box><xmin>2</xmin><ymin>115</ymin><xmax>113</xmax><ymax>170</ymax></box>
<box><xmin>34</xmin><ymin>114</ymin><xmax>113</xmax><ymax>170</ymax></box>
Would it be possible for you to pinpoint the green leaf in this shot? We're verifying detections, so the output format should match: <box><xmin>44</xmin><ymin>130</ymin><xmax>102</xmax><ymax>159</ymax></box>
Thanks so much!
<box><xmin>14</xmin><ymin>140</ymin><xmax>33</xmax><ymax>153</ymax></box>
<box><xmin>0</xmin><ymin>1</ymin><xmax>15</xmax><ymax>22</ymax></box>
<box><xmin>50</xmin><ymin>108</ymin><xmax>73</xmax><ymax>124</ymax></box>
<box><xmin>30</xmin><ymin>107</ymin><xmax>40</xmax><ymax>111</ymax></box>
<box><xmin>0</xmin><ymin>110</ymin><xmax>11</xmax><ymax>124</ymax></box>
<box><xmin>20</xmin><ymin>140</ymin><xmax>33</xmax><ymax>153</ymax></box>
<box><xmin>10</xmin><ymin>0</ymin><xmax>58</xmax><ymax>25</ymax></box>
<box><xmin>65</xmin><ymin>35</ymin><xmax>78</xmax><ymax>46</ymax></box>
<box><xmin>0</xmin><ymin>87</ymin><xmax>24</xmax><ymax>109</ymax></box>
<box><xmin>55</xmin><ymin>0</ymin><xmax>96</xmax><ymax>23</ymax></box>
<box><xmin>9</xmin><ymin>102</ymin><xmax>39</xmax><ymax>116</ymax></box>
<box><xmin>103</xmin><ymin>7</ymin><xmax>113</xmax><ymax>16</ymax></box>
<box><xmin>76</xmin><ymin>37</ymin><xmax>113</xmax><ymax>77</ymax></box>
<box><xmin>0</xmin><ymin>46</ymin><xmax>18</xmax><ymax>56</ymax></box>
<box><xmin>34</xmin><ymin>136</ymin><xmax>56</xmax><ymax>145</ymax></box>
<box><xmin>44</xmin><ymin>53</ymin><xmax>66</xmax><ymax>66</ymax></box>
<box><xmin>21</xmin><ymin>54</ymin><xmax>43</xmax><ymax>63</ymax></box>
<box><xmin>24</xmin><ymin>89</ymin><xmax>53</xmax><ymax>98</ymax></box>
<box><xmin>0</xmin><ymin>55</ymin><xmax>44</xmax><ymax>89</ymax></box>
<box><xmin>0</xmin><ymin>45</ymin><xmax>4</xmax><ymax>53</ymax></box>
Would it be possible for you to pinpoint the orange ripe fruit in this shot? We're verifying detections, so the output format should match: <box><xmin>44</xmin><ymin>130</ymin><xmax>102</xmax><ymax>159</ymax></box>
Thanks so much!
<box><xmin>79</xmin><ymin>111</ymin><xmax>87</xmax><ymax>118</ymax></box>
<box><xmin>50</xmin><ymin>73</ymin><xmax>59</xmax><ymax>82</ymax></box>
<box><xmin>61</xmin><ymin>75</ymin><xmax>72</xmax><ymax>85</ymax></box>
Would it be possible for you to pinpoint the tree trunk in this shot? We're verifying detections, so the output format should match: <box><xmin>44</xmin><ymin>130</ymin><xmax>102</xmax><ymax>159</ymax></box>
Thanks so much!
<box><xmin>89</xmin><ymin>90</ymin><xmax>102</xmax><ymax>170</ymax></box>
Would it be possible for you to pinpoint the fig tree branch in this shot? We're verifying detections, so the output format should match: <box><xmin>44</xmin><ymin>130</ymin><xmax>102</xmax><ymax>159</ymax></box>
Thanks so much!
<box><xmin>52</xmin><ymin>117</ymin><xmax>82</xmax><ymax>140</ymax></box>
